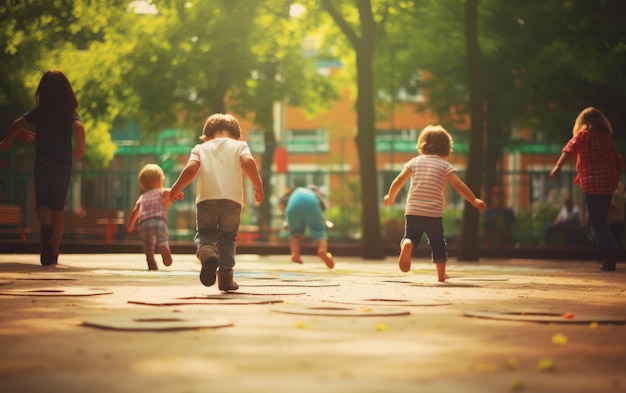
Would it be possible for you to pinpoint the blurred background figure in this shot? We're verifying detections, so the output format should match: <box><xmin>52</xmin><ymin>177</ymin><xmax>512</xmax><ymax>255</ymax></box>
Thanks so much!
<box><xmin>543</xmin><ymin>196</ymin><xmax>582</xmax><ymax>245</ymax></box>
<box><xmin>279</xmin><ymin>185</ymin><xmax>334</xmax><ymax>268</ymax></box>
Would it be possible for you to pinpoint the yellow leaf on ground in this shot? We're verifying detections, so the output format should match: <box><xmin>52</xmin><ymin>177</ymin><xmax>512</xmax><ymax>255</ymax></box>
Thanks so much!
<box><xmin>506</xmin><ymin>357</ymin><xmax>519</xmax><ymax>369</ymax></box>
<box><xmin>551</xmin><ymin>333</ymin><xmax>568</xmax><ymax>345</ymax></box>
<box><xmin>510</xmin><ymin>380</ymin><xmax>526</xmax><ymax>391</ymax></box>
<box><xmin>537</xmin><ymin>358</ymin><xmax>555</xmax><ymax>372</ymax></box>
<box><xmin>375</xmin><ymin>323</ymin><xmax>387</xmax><ymax>332</ymax></box>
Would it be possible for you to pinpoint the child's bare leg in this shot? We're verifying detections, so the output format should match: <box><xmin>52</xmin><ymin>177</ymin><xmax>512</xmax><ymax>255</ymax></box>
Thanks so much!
<box><xmin>50</xmin><ymin>210</ymin><xmax>64</xmax><ymax>260</ymax></box>
<box><xmin>145</xmin><ymin>252</ymin><xmax>158</xmax><ymax>270</ymax></box>
<box><xmin>159</xmin><ymin>244</ymin><xmax>172</xmax><ymax>266</ymax></box>
<box><xmin>435</xmin><ymin>262</ymin><xmax>449</xmax><ymax>282</ymax></box>
<box><xmin>316</xmin><ymin>239</ymin><xmax>334</xmax><ymax>269</ymax></box>
<box><xmin>399</xmin><ymin>239</ymin><xmax>413</xmax><ymax>272</ymax></box>
<box><xmin>289</xmin><ymin>235</ymin><xmax>303</xmax><ymax>264</ymax></box>
<box><xmin>37</xmin><ymin>206</ymin><xmax>56</xmax><ymax>266</ymax></box>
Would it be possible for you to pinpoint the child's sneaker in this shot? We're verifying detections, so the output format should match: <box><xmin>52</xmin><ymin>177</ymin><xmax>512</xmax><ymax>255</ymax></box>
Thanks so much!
<box><xmin>197</xmin><ymin>246</ymin><xmax>218</xmax><ymax>286</ymax></box>
<box><xmin>218</xmin><ymin>269</ymin><xmax>239</xmax><ymax>291</ymax></box>
<box><xmin>600</xmin><ymin>250</ymin><xmax>618</xmax><ymax>271</ymax></box>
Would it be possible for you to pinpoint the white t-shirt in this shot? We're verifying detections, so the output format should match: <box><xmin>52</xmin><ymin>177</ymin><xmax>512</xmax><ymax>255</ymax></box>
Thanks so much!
<box><xmin>188</xmin><ymin>138</ymin><xmax>252</xmax><ymax>205</ymax></box>
<box><xmin>404</xmin><ymin>154</ymin><xmax>456</xmax><ymax>217</ymax></box>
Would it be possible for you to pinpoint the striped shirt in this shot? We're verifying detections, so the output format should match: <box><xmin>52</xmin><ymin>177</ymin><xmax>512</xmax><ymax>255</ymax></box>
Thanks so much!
<box><xmin>404</xmin><ymin>155</ymin><xmax>456</xmax><ymax>217</ymax></box>
<box><xmin>562</xmin><ymin>128</ymin><xmax>624</xmax><ymax>195</ymax></box>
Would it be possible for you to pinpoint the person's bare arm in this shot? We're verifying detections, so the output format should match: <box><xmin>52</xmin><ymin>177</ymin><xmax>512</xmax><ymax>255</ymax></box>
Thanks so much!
<box><xmin>162</xmin><ymin>189</ymin><xmax>173</xmax><ymax>210</ymax></box>
<box><xmin>550</xmin><ymin>152</ymin><xmax>572</xmax><ymax>179</ymax></box>
<box><xmin>0</xmin><ymin>117</ymin><xmax>30</xmax><ymax>150</ymax></box>
<box><xmin>126</xmin><ymin>197</ymin><xmax>141</xmax><ymax>233</ymax></box>
<box><xmin>169</xmin><ymin>161</ymin><xmax>200</xmax><ymax>201</ymax></box>
<box><xmin>73</xmin><ymin>120</ymin><xmax>86</xmax><ymax>160</ymax></box>
<box><xmin>446</xmin><ymin>172</ymin><xmax>487</xmax><ymax>211</ymax></box>
<box><xmin>241</xmin><ymin>154</ymin><xmax>264</xmax><ymax>203</ymax></box>
<box><xmin>383</xmin><ymin>167</ymin><xmax>411</xmax><ymax>206</ymax></box>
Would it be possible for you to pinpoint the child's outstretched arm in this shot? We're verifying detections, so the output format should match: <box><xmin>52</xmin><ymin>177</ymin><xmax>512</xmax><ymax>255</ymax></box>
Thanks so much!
<box><xmin>162</xmin><ymin>189</ymin><xmax>173</xmax><ymax>210</ymax></box>
<box><xmin>550</xmin><ymin>152</ymin><xmax>571</xmax><ymax>179</ymax></box>
<box><xmin>0</xmin><ymin>117</ymin><xmax>30</xmax><ymax>150</ymax></box>
<box><xmin>169</xmin><ymin>161</ymin><xmax>200</xmax><ymax>202</ymax></box>
<box><xmin>446</xmin><ymin>172</ymin><xmax>487</xmax><ymax>211</ymax></box>
<box><xmin>126</xmin><ymin>197</ymin><xmax>141</xmax><ymax>233</ymax></box>
<box><xmin>383</xmin><ymin>167</ymin><xmax>411</xmax><ymax>206</ymax></box>
<box><xmin>241</xmin><ymin>154</ymin><xmax>264</xmax><ymax>203</ymax></box>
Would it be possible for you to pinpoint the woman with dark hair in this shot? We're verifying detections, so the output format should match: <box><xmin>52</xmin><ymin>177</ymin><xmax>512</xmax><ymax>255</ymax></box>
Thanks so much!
<box><xmin>1</xmin><ymin>70</ymin><xmax>86</xmax><ymax>265</ymax></box>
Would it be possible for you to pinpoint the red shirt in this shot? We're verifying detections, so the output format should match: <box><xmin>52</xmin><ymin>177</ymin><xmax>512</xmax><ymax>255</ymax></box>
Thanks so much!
<box><xmin>562</xmin><ymin>128</ymin><xmax>624</xmax><ymax>195</ymax></box>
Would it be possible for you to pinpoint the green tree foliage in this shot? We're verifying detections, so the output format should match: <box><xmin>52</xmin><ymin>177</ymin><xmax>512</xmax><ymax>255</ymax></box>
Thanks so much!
<box><xmin>228</xmin><ymin>1</ymin><xmax>339</xmax><ymax>238</ymax></box>
<box><xmin>0</xmin><ymin>0</ymin><xmax>125</xmax><ymax>169</ymax></box>
<box><xmin>382</xmin><ymin>0</ymin><xmax>626</xmax><ymax>217</ymax></box>
<box><xmin>400</xmin><ymin>0</ymin><xmax>626</xmax><ymax>157</ymax></box>
<box><xmin>121</xmin><ymin>0</ymin><xmax>260</xmax><ymax>132</ymax></box>
<box><xmin>121</xmin><ymin>1</ymin><xmax>338</xmax><ymax>235</ymax></box>
<box><xmin>483</xmin><ymin>0</ymin><xmax>626</xmax><ymax>142</ymax></box>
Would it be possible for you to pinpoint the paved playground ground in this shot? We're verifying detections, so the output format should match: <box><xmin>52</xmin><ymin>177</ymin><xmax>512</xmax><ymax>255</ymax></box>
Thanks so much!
<box><xmin>0</xmin><ymin>253</ymin><xmax>624</xmax><ymax>393</ymax></box>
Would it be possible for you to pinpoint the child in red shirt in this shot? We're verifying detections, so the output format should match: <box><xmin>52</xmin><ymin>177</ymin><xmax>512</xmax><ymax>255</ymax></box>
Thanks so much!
<box><xmin>550</xmin><ymin>107</ymin><xmax>624</xmax><ymax>271</ymax></box>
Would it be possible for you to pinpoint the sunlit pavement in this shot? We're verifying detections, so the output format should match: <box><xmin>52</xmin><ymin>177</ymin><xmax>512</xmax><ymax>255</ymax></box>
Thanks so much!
<box><xmin>0</xmin><ymin>253</ymin><xmax>624</xmax><ymax>393</ymax></box>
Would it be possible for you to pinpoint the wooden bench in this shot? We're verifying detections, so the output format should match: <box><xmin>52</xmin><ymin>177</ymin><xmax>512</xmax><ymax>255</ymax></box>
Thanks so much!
<box><xmin>64</xmin><ymin>208</ymin><xmax>124</xmax><ymax>241</ymax></box>
<box><xmin>0</xmin><ymin>205</ymin><xmax>31</xmax><ymax>242</ymax></box>
<box><xmin>238</xmin><ymin>225</ymin><xmax>260</xmax><ymax>244</ymax></box>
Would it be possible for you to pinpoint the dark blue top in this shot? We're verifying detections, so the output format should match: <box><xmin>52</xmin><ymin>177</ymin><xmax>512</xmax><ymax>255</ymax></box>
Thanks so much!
<box><xmin>24</xmin><ymin>108</ymin><xmax>81</xmax><ymax>165</ymax></box>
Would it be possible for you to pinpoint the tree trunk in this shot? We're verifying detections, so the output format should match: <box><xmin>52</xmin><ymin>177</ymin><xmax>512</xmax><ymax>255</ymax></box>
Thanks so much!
<box><xmin>484</xmin><ymin>95</ymin><xmax>508</xmax><ymax>206</ymax></box>
<box><xmin>256</xmin><ymin>59</ymin><xmax>279</xmax><ymax>241</ymax></box>
<box><xmin>321</xmin><ymin>0</ymin><xmax>385</xmax><ymax>259</ymax></box>
<box><xmin>258</xmin><ymin>131</ymin><xmax>276</xmax><ymax>241</ymax></box>
<box><xmin>355</xmin><ymin>40</ymin><xmax>385</xmax><ymax>259</ymax></box>
<box><xmin>458</xmin><ymin>0</ymin><xmax>484</xmax><ymax>261</ymax></box>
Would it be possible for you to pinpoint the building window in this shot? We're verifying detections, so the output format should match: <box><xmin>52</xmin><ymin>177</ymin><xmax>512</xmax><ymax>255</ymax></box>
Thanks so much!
<box><xmin>286</xmin><ymin>129</ymin><xmax>329</xmax><ymax>153</ymax></box>
<box><xmin>376</xmin><ymin>128</ymin><xmax>419</xmax><ymax>153</ymax></box>
<box><xmin>286</xmin><ymin>172</ymin><xmax>328</xmax><ymax>192</ymax></box>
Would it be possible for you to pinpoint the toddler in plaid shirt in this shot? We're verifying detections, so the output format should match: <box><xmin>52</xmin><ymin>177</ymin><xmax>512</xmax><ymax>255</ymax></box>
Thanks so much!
<box><xmin>126</xmin><ymin>164</ymin><xmax>174</xmax><ymax>270</ymax></box>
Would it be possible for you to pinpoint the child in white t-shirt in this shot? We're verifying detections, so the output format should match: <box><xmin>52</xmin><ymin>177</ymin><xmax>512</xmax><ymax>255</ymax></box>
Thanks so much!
<box><xmin>170</xmin><ymin>114</ymin><xmax>264</xmax><ymax>290</ymax></box>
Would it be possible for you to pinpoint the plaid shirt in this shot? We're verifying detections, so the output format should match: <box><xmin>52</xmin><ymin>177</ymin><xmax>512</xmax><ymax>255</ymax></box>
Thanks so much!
<box><xmin>138</xmin><ymin>188</ymin><xmax>168</xmax><ymax>223</ymax></box>
<box><xmin>563</xmin><ymin>128</ymin><xmax>624</xmax><ymax>195</ymax></box>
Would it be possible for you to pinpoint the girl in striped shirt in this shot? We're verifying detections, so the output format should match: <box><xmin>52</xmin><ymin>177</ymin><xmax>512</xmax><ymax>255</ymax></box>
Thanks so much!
<box><xmin>383</xmin><ymin>125</ymin><xmax>486</xmax><ymax>282</ymax></box>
